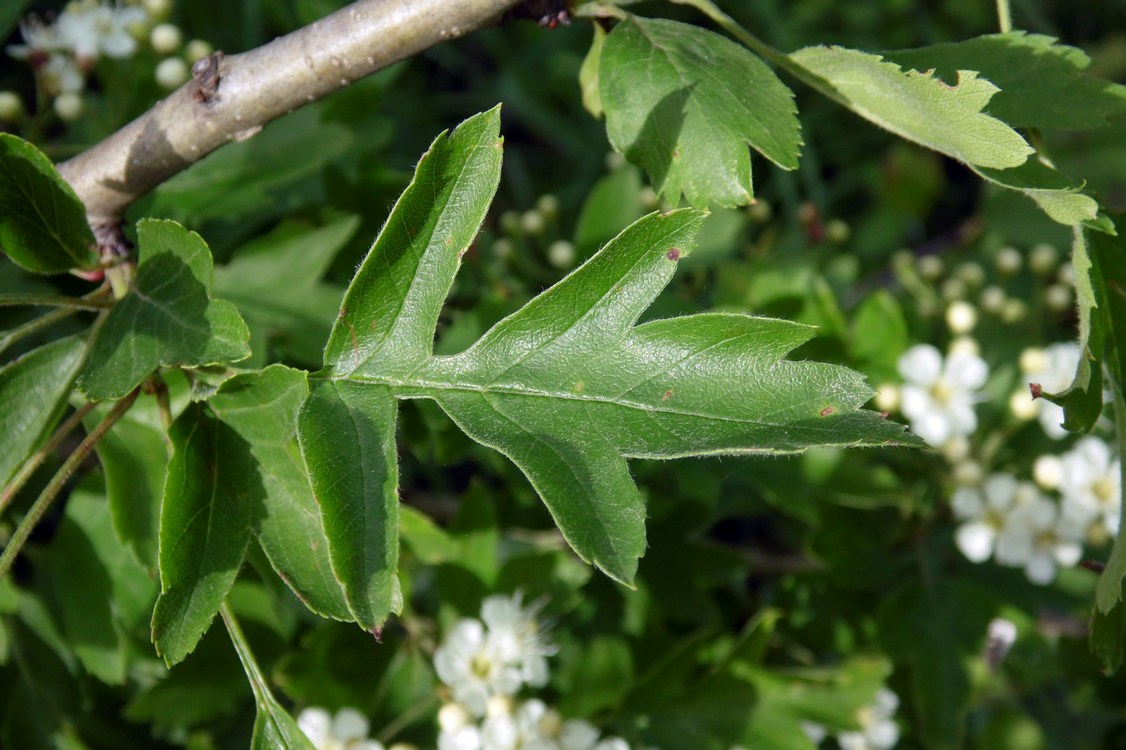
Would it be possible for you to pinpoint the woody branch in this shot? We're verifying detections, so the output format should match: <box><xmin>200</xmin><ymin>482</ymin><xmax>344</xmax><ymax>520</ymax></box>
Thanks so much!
<box><xmin>57</xmin><ymin>0</ymin><xmax>527</xmax><ymax>228</ymax></box>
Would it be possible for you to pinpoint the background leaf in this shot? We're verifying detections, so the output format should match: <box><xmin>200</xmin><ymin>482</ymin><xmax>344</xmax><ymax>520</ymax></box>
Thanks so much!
<box><xmin>600</xmin><ymin>16</ymin><xmax>801</xmax><ymax>208</ymax></box>
<box><xmin>0</xmin><ymin>134</ymin><xmax>97</xmax><ymax>274</ymax></box>
<box><xmin>884</xmin><ymin>32</ymin><xmax>1126</xmax><ymax>131</ymax></box>
<box><xmin>79</xmin><ymin>219</ymin><xmax>250</xmax><ymax>400</ymax></box>
<box><xmin>0</xmin><ymin>335</ymin><xmax>85</xmax><ymax>487</ymax></box>
<box><xmin>151</xmin><ymin>403</ymin><xmax>258</xmax><ymax>666</ymax></box>
<box><xmin>789</xmin><ymin>45</ymin><xmax>1033</xmax><ymax>170</ymax></box>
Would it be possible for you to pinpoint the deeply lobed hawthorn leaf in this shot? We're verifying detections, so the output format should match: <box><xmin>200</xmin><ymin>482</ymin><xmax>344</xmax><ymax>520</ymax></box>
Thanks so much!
<box><xmin>79</xmin><ymin>219</ymin><xmax>250</xmax><ymax>401</ymax></box>
<box><xmin>300</xmin><ymin>106</ymin><xmax>504</xmax><ymax>630</ymax></box>
<box><xmin>151</xmin><ymin>403</ymin><xmax>258</xmax><ymax>666</ymax></box>
<box><xmin>298</xmin><ymin>107</ymin><xmax>916</xmax><ymax>593</ymax></box>
<box><xmin>0</xmin><ymin>134</ymin><xmax>98</xmax><ymax>274</ymax></box>
<box><xmin>599</xmin><ymin>16</ymin><xmax>801</xmax><ymax>209</ymax></box>
<box><xmin>884</xmin><ymin>32</ymin><xmax>1126</xmax><ymax>131</ymax></box>
<box><xmin>789</xmin><ymin>46</ymin><xmax>1033</xmax><ymax>171</ymax></box>
<box><xmin>209</xmin><ymin>366</ymin><xmax>352</xmax><ymax>622</ymax></box>
<box><xmin>0</xmin><ymin>335</ymin><xmax>85</xmax><ymax>487</ymax></box>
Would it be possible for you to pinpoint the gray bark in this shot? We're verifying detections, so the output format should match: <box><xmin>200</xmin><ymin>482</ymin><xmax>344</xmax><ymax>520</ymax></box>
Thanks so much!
<box><xmin>57</xmin><ymin>0</ymin><xmax>524</xmax><ymax>226</ymax></box>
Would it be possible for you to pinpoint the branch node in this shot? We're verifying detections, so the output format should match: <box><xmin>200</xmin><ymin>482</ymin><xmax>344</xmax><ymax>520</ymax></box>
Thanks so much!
<box><xmin>191</xmin><ymin>50</ymin><xmax>225</xmax><ymax>104</ymax></box>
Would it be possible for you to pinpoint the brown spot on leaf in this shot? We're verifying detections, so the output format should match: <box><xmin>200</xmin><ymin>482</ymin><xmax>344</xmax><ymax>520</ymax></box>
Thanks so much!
<box><xmin>666</xmin><ymin>248</ymin><xmax>681</xmax><ymax>261</ymax></box>
<box><xmin>662</xmin><ymin>389</ymin><xmax>673</xmax><ymax>401</ymax></box>
<box><xmin>1029</xmin><ymin>382</ymin><xmax>1042</xmax><ymax>399</ymax></box>
<box><xmin>820</xmin><ymin>406</ymin><xmax>835</xmax><ymax>416</ymax></box>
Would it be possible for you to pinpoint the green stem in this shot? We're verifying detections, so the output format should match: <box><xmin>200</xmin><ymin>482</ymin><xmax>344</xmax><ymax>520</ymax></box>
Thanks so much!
<box><xmin>220</xmin><ymin>602</ymin><xmax>272</xmax><ymax>706</ymax></box>
<box><xmin>0</xmin><ymin>401</ymin><xmax>98</xmax><ymax>515</ymax></box>
<box><xmin>995</xmin><ymin>0</ymin><xmax>1013</xmax><ymax>32</ymax></box>
<box><xmin>0</xmin><ymin>293</ymin><xmax>112</xmax><ymax>310</ymax></box>
<box><xmin>0</xmin><ymin>388</ymin><xmax>139</xmax><ymax>582</ymax></box>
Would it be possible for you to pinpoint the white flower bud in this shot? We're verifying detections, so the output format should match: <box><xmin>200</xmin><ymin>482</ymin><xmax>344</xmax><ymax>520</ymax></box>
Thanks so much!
<box><xmin>943</xmin><ymin>436</ymin><xmax>971</xmax><ymax>463</ymax></box>
<box><xmin>917</xmin><ymin>254</ymin><xmax>944</xmax><ymax>280</ymax></box>
<box><xmin>485</xmin><ymin>695</ymin><xmax>513</xmax><ymax>717</ymax></box>
<box><xmin>945</xmin><ymin>301</ymin><xmax>978</xmax><ymax>334</ymax></box>
<box><xmin>1033</xmin><ymin>454</ymin><xmax>1062</xmax><ymax>490</ymax></box>
<box><xmin>1001</xmin><ymin>298</ymin><xmax>1027</xmax><ymax>324</ymax></box>
<box><xmin>438</xmin><ymin>703</ymin><xmax>472</xmax><ymax>732</ymax></box>
<box><xmin>952</xmin><ymin>460</ymin><xmax>983</xmax><ymax>486</ymax></box>
<box><xmin>1045</xmin><ymin>284</ymin><xmax>1072</xmax><ymax>312</ymax></box>
<box><xmin>536</xmin><ymin>193</ymin><xmax>558</xmax><ymax>217</ymax></box>
<box><xmin>941</xmin><ymin>278</ymin><xmax>967</xmax><ymax>301</ymax></box>
<box><xmin>493</xmin><ymin>238</ymin><xmax>514</xmax><ymax>259</ymax></box>
<box><xmin>53</xmin><ymin>92</ymin><xmax>83</xmax><ymax>121</ymax></box>
<box><xmin>185</xmin><ymin>38</ymin><xmax>214</xmax><ymax>63</ymax></box>
<box><xmin>747</xmin><ymin>200</ymin><xmax>772</xmax><ymax>223</ymax></box>
<box><xmin>520</xmin><ymin>210</ymin><xmax>545</xmax><ymax>235</ymax></box>
<box><xmin>1009</xmin><ymin>388</ymin><xmax>1038</xmax><ymax>421</ymax></box>
<box><xmin>949</xmin><ymin>336</ymin><xmax>980</xmax><ymax>358</ymax></box>
<box><xmin>955</xmin><ymin>262</ymin><xmax>985</xmax><ymax>288</ymax></box>
<box><xmin>143</xmin><ymin>0</ymin><xmax>173</xmax><ymax>20</ymax></box>
<box><xmin>500</xmin><ymin>210</ymin><xmax>521</xmax><ymax>235</ymax></box>
<box><xmin>604</xmin><ymin>151</ymin><xmax>625</xmax><ymax>170</ymax></box>
<box><xmin>825</xmin><ymin>218</ymin><xmax>850</xmax><ymax>244</ymax></box>
<box><xmin>873</xmin><ymin>383</ymin><xmax>900</xmax><ymax>413</ymax></box>
<box><xmin>1029</xmin><ymin>242</ymin><xmax>1058</xmax><ymax>275</ymax></box>
<box><xmin>980</xmin><ymin>285</ymin><xmax>1006</xmax><ymax>314</ymax></box>
<box><xmin>155</xmin><ymin>57</ymin><xmax>188</xmax><ymax>89</ymax></box>
<box><xmin>0</xmin><ymin>91</ymin><xmax>23</xmax><ymax>122</ymax></box>
<box><xmin>1018</xmin><ymin>347</ymin><xmax>1047</xmax><ymax>374</ymax></box>
<box><xmin>996</xmin><ymin>246</ymin><xmax>1022</xmax><ymax>275</ymax></box>
<box><xmin>639</xmin><ymin>186</ymin><xmax>659</xmax><ymax>210</ymax></box>
<box><xmin>150</xmin><ymin>23</ymin><xmax>182</xmax><ymax>55</ymax></box>
<box><xmin>547</xmin><ymin>240</ymin><xmax>575</xmax><ymax>269</ymax></box>
<box><xmin>1057</xmin><ymin>263</ymin><xmax>1075</xmax><ymax>287</ymax></box>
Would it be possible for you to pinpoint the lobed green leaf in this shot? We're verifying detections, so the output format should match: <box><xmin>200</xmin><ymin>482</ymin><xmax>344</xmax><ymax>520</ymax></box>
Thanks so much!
<box><xmin>789</xmin><ymin>45</ymin><xmax>1033</xmax><ymax>170</ymax></box>
<box><xmin>79</xmin><ymin>219</ymin><xmax>250</xmax><ymax>400</ymax></box>
<box><xmin>0</xmin><ymin>134</ymin><xmax>97</xmax><ymax>274</ymax></box>
<box><xmin>884</xmin><ymin>32</ymin><xmax>1126</xmax><ymax>131</ymax></box>
<box><xmin>600</xmin><ymin>16</ymin><xmax>801</xmax><ymax>209</ymax></box>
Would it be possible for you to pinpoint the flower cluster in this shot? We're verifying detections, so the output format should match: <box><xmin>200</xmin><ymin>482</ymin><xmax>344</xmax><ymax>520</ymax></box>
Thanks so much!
<box><xmin>884</xmin><ymin>243</ymin><xmax>1118</xmax><ymax>586</ymax></box>
<box><xmin>3</xmin><ymin>0</ymin><xmax>214</xmax><ymax>123</ymax></box>
<box><xmin>802</xmin><ymin>688</ymin><xmax>901</xmax><ymax>750</ymax></box>
<box><xmin>297</xmin><ymin>706</ymin><xmax>390</xmax><ymax>750</ymax></box>
<box><xmin>434</xmin><ymin>593</ymin><xmax>633</xmax><ymax>750</ymax></box>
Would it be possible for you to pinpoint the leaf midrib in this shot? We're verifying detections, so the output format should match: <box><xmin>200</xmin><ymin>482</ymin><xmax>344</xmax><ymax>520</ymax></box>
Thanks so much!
<box><xmin>319</xmin><ymin>374</ymin><xmax>793</xmax><ymax>428</ymax></box>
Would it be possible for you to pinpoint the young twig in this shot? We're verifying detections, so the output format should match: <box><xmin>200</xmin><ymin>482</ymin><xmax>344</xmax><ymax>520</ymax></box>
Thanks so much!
<box><xmin>0</xmin><ymin>401</ymin><xmax>99</xmax><ymax>514</ymax></box>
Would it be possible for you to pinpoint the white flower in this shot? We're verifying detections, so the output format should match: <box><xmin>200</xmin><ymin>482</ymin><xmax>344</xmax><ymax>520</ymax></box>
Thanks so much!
<box><xmin>41</xmin><ymin>55</ymin><xmax>85</xmax><ymax>95</ymax></box>
<box><xmin>1023</xmin><ymin>342</ymin><xmax>1080</xmax><ymax>440</ymax></box>
<box><xmin>297</xmin><ymin>707</ymin><xmax>385</xmax><ymax>750</ymax></box>
<box><xmin>1059</xmin><ymin>436</ymin><xmax>1122</xmax><ymax>535</ymax></box>
<box><xmin>838</xmin><ymin>688</ymin><xmax>900</xmax><ymax>750</ymax></box>
<box><xmin>951</xmin><ymin>474</ymin><xmax>1027</xmax><ymax>563</ymax></box>
<box><xmin>592</xmin><ymin>740</ymin><xmax>631</xmax><ymax>750</ymax></box>
<box><xmin>480</xmin><ymin>593</ymin><xmax>555</xmax><ymax>688</ymax></box>
<box><xmin>998</xmin><ymin>495</ymin><xmax>1085</xmax><ymax>585</ymax></box>
<box><xmin>6</xmin><ymin>16</ymin><xmax>68</xmax><ymax>59</ymax></box>
<box><xmin>439</xmin><ymin>725</ymin><xmax>483</xmax><ymax>750</ymax></box>
<box><xmin>56</xmin><ymin>2</ymin><xmax>147</xmax><ymax>60</ymax></box>
<box><xmin>898</xmin><ymin>344</ymin><xmax>987</xmax><ymax>447</ymax></box>
<box><xmin>435</xmin><ymin>619</ymin><xmax>523</xmax><ymax>716</ymax></box>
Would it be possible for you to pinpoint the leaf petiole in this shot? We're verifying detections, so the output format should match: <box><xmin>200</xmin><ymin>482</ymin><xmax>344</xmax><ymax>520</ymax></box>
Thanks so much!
<box><xmin>0</xmin><ymin>400</ymin><xmax>98</xmax><ymax>515</ymax></box>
